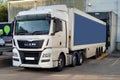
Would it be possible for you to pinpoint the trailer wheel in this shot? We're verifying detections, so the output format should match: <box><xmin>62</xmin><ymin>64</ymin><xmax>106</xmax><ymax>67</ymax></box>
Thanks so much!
<box><xmin>101</xmin><ymin>47</ymin><xmax>103</xmax><ymax>54</ymax></box>
<box><xmin>71</xmin><ymin>53</ymin><xmax>77</xmax><ymax>67</ymax></box>
<box><xmin>54</xmin><ymin>54</ymin><xmax>65</xmax><ymax>72</ymax></box>
<box><xmin>99</xmin><ymin>48</ymin><xmax>102</xmax><ymax>56</ymax></box>
<box><xmin>95</xmin><ymin>48</ymin><xmax>99</xmax><ymax>58</ymax></box>
<box><xmin>77</xmin><ymin>52</ymin><xmax>84</xmax><ymax>65</ymax></box>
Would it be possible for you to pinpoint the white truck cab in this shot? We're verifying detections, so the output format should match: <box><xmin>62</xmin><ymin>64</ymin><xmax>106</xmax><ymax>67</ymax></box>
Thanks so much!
<box><xmin>13</xmin><ymin>5</ymin><xmax>70</xmax><ymax>70</ymax></box>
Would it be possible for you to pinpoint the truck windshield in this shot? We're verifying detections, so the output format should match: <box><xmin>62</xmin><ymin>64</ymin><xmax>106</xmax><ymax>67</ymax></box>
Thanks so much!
<box><xmin>15</xmin><ymin>20</ymin><xmax>50</xmax><ymax>35</ymax></box>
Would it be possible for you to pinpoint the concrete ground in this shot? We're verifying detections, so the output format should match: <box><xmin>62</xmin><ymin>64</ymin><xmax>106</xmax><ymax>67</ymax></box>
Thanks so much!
<box><xmin>0</xmin><ymin>52</ymin><xmax>12</xmax><ymax>67</ymax></box>
<box><xmin>0</xmin><ymin>51</ymin><xmax>120</xmax><ymax>80</ymax></box>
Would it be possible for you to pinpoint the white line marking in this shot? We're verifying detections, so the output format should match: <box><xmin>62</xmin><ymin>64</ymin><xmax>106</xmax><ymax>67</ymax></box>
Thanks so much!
<box><xmin>111</xmin><ymin>57</ymin><xmax>120</xmax><ymax>66</ymax></box>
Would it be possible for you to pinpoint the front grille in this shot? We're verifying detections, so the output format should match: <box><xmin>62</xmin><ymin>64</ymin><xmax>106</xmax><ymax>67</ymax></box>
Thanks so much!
<box><xmin>19</xmin><ymin>51</ymin><xmax>41</xmax><ymax>64</ymax></box>
<box><xmin>17</xmin><ymin>40</ymin><xmax>44</xmax><ymax>49</ymax></box>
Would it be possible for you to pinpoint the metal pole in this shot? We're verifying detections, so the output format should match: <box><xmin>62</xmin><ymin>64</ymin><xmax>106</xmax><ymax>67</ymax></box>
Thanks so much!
<box><xmin>34</xmin><ymin>0</ymin><xmax>37</xmax><ymax>9</ymax></box>
<box><xmin>8</xmin><ymin>2</ymin><xmax>10</xmax><ymax>22</ymax></box>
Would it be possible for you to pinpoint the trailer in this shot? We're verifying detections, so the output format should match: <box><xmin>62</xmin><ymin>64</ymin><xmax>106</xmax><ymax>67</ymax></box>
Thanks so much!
<box><xmin>12</xmin><ymin>5</ymin><xmax>106</xmax><ymax>71</ymax></box>
<box><xmin>88</xmin><ymin>12</ymin><xmax>117</xmax><ymax>53</ymax></box>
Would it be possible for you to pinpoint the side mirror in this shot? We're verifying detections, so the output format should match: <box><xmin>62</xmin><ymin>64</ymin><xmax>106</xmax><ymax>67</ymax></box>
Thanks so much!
<box><xmin>12</xmin><ymin>21</ymin><xmax>14</xmax><ymax>28</ymax></box>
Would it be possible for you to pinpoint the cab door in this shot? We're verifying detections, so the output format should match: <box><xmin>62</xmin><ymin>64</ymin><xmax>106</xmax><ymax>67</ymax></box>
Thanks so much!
<box><xmin>51</xmin><ymin>19</ymin><xmax>66</xmax><ymax>48</ymax></box>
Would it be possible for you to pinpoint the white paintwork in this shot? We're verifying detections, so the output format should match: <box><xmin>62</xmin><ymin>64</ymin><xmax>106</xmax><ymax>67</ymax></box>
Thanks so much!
<box><xmin>13</xmin><ymin>35</ymin><xmax>49</xmax><ymax>51</ymax></box>
<box><xmin>13</xmin><ymin>48</ymin><xmax>22</xmax><ymax>66</ymax></box>
<box><xmin>17</xmin><ymin>5</ymin><xmax>68</xmax><ymax>22</ymax></box>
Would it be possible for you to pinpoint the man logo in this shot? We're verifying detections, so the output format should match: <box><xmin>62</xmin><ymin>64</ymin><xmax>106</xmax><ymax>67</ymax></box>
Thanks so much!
<box><xmin>24</xmin><ymin>43</ymin><xmax>36</xmax><ymax>47</ymax></box>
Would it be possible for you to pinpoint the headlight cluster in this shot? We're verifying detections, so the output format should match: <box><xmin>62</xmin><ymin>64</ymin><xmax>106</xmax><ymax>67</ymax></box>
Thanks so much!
<box><xmin>42</xmin><ymin>53</ymin><xmax>51</xmax><ymax>58</ymax></box>
<box><xmin>13</xmin><ymin>52</ymin><xmax>18</xmax><ymax>57</ymax></box>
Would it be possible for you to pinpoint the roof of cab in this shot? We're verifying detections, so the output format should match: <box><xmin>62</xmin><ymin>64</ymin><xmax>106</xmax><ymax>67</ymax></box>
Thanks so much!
<box><xmin>17</xmin><ymin>5</ymin><xmax>68</xmax><ymax>16</ymax></box>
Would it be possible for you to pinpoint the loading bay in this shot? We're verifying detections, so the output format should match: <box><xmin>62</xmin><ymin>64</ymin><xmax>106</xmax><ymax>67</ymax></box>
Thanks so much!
<box><xmin>0</xmin><ymin>52</ymin><xmax>120</xmax><ymax>80</ymax></box>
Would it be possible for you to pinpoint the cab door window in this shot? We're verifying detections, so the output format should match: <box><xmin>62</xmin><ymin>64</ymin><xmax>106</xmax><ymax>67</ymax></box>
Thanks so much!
<box><xmin>53</xmin><ymin>19</ymin><xmax>62</xmax><ymax>33</ymax></box>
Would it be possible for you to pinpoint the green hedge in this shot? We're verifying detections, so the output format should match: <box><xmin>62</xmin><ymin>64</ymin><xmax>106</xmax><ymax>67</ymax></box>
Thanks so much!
<box><xmin>0</xmin><ymin>4</ymin><xmax>8</xmax><ymax>22</ymax></box>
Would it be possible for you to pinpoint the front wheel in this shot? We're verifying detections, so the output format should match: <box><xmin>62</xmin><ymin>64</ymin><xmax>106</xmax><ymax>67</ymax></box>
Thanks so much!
<box><xmin>54</xmin><ymin>54</ymin><xmax>65</xmax><ymax>72</ymax></box>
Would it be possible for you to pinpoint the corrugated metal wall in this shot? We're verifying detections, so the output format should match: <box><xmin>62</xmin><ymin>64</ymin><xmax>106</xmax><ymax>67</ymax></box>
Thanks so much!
<box><xmin>8</xmin><ymin>0</ymin><xmax>85</xmax><ymax>21</ymax></box>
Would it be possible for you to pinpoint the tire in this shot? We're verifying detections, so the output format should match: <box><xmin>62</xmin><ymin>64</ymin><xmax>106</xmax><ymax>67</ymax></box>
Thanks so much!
<box><xmin>99</xmin><ymin>48</ymin><xmax>102</xmax><ymax>56</ymax></box>
<box><xmin>71</xmin><ymin>53</ymin><xmax>77</xmax><ymax>67</ymax></box>
<box><xmin>77</xmin><ymin>53</ymin><xmax>83</xmax><ymax>65</ymax></box>
<box><xmin>101</xmin><ymin>47</ymin><xmax>103</xmax><ymax>54</ymax></box>
<box><xmin>95</xmin><ymin>49</ymin><xmax>99</xmax><ymax>58</ymax></box>
<box><xmin>0</xmin><ymin>51</ymin><xmax>3</xmax><ymax>55</ymax></box>
<box><xmin>54</xmin><ymin>54</ymin><xmax>65</xmax><ymax>72</ymax></box>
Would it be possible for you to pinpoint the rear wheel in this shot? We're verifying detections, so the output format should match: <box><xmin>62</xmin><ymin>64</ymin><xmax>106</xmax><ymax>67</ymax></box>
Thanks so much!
<box><xmin>71</xmin><ymin>53</ymin><xmax>77</xmax><ymax>67</ymax></box>
<box><xmin>98</xmin><ymin>47</ymin><xmax>103</xmax><ymax>56</ymax></box>
<box><xmin>77</xmin><ymin>52</ymin><xmax>84</xmax><ymax>65</ymax></box>
<box><xmin>95</xmin><ymin>48</ymin><xmax>99</xmax><ymax>58</ymax></box>
<box><xmin>101</xmin><ymin>47</ymin><xmax>103</xmax><ymax>54</ymax></box>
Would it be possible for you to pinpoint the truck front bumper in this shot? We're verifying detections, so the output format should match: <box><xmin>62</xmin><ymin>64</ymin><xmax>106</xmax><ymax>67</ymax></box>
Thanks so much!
<box><xmin>12</xmin><ymin>48</ymin><xmax>58</xmax><ymax>68</ymax></box>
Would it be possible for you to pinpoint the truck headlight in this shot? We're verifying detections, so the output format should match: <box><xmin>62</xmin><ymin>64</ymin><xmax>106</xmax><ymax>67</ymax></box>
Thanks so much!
<box><xmin>42</xmin><ymin>53</ymin><xmax>51</xmax><ymax>58</ymax></box>
<box><xmin>13</xmin><ymin>52</ymin><xmax>18</xmax><ymax>57</ymax></box>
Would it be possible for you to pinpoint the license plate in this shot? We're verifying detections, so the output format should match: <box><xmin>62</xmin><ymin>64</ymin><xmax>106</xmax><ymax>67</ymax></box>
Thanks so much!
<box><xmin>25</xmin><ymin>57</ymin><xmax>35</xmax><ymax>60</ymax></box>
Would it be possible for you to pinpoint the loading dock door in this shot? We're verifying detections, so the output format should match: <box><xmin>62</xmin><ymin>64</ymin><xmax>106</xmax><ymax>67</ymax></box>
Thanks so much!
<box><xmin>88</xmin><ymin>12</ymin><xmax>117</xmax><ymax>53</ymax></box>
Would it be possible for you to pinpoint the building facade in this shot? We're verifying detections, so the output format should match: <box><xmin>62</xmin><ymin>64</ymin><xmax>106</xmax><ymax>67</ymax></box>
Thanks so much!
<box><xmin>8</xmin><ymin>0</ymin><xmax>85</xmax><ymax>21</ymax></box>
<box><xmin>86</xmin><ymin>0</ymin><xmax>120</xmax><ymax>50</ymax></box>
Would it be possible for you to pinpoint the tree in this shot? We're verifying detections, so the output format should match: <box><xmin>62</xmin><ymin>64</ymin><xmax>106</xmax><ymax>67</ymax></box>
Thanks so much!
<box><xmin>0</xmin><ymin>0</ymin><xmax>8</xmax><ymax>22</ymax></box>
<box><xmin>0</xmin><ymin>4</ymin><xmax>8</xmax><ymax>22</ymax></box>
<box><xmin>0</xmin><ymin>0</ymin><xmax>3</xmax><ymax>4</ymax></box>
<box><xmin>0</xmin><ymin>0</ymin><xmax>17</xmax><ymax>22</ymax></box>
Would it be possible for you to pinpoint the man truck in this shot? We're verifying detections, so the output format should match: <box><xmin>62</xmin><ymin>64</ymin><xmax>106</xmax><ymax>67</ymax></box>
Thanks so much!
<box><xmin>12</xmin><ymin>5</ymin><xmax>106</xmax><ymax>71</ymax></box>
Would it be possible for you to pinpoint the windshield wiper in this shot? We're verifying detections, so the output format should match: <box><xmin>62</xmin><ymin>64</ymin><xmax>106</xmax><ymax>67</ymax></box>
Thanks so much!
<box><xmin>32</xmin><ymin>31</ymin><xmax>48</xmax><ymax>35</ymax></box>
<box><xmin>16</xmin><ymin>32</ymin><xmax>30</xmax><ymax>35</ymax></box>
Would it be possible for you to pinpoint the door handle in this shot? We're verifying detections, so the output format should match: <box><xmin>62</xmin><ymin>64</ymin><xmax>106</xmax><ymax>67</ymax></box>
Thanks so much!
<box><xmin>60</xmin><ymin>42</ymin><xmax>62</xmax><ymax>45</ymax></box>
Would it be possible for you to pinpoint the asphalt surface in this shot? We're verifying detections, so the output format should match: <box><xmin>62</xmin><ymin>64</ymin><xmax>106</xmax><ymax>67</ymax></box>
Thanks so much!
<box><xmin>0</xmin><ymin>52</ymin><xmax>120</xmax><ymax>80</ymax></box>
<box><xmin>0</xmin><ymin>52</ymin><xmax>12</xmax><ymax>67</ymax></box>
